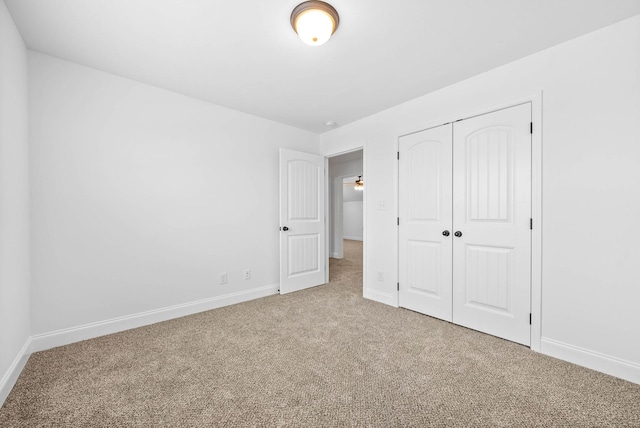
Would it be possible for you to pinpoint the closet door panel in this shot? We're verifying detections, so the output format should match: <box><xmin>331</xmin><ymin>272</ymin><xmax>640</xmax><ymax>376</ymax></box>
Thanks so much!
<box><xmin>399</xmin><ymin>124</ymin><xmax>453</xmax><ymax>321</ymax></box>
<box><xmin>452</xmin><ymin>103</ymin><xmax>532</xmax><ymax>345</ymax></box>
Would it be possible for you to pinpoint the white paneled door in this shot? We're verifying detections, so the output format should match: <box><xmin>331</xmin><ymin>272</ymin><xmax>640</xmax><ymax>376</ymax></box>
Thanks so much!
<box><xmin>452</xmin><ymin>103</ymin><xmax>531</xmax><ymax>345</ymax></box>
<box><xmin>399</xmin><ymin>124</ymin><xmax>453</xmax><ymax>321</ymax></box>
<box><xmin>399</xmin><ymin>103</ymin><xmax>532</xmax><ymax>346</ymax></box>
<box><xmin>279</xmin><ymin>148</ymin><xmax>326</xmax><ymax>294</ymax></box>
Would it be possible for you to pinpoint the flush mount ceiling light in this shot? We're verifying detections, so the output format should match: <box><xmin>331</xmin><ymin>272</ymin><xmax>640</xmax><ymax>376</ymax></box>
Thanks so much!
<box><xmin>290</xmin><ymin>1</ymin><xmax>340</xmax><ymax>46</ymax></box>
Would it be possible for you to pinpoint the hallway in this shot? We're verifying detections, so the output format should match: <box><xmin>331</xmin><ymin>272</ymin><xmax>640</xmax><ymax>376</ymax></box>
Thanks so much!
<box><xmin>329</xmin><ymin>239</ymin><xmax>363</xmax><ymax>291</ymax></box>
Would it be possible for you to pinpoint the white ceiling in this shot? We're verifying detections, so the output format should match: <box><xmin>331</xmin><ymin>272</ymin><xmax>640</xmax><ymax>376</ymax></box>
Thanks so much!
<box><xmin>5</xmin><ymin>0</ymin><xmax>640</xmax><ymax>134</ymax></box>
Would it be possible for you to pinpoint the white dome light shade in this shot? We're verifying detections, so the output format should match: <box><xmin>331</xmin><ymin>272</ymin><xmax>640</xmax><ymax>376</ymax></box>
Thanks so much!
<box><xmin>295</xmin><ymin>9</ymin><xmax>334</xmax><ymax>46</ymax></box>
<box><xmin>291</xmin><ymin>1</ymin><xmax>339</xmax><ymax>46</ymax></box>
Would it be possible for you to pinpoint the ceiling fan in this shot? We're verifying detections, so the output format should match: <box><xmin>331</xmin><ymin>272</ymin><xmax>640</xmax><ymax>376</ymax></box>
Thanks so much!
<box><xmin>343</xmin><ymin>175</ymin><xmax>364</xmax><ymax>191</ymax></box>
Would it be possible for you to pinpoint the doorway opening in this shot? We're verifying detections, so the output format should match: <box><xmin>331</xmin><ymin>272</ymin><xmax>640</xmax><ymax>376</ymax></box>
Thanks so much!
<box><xmin>326</xmin><ymin>149</ymin><xmax>364</xmax><ymax>292</ymax></box>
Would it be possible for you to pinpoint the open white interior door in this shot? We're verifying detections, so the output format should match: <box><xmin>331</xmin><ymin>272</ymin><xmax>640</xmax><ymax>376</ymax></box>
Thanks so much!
<box><xmin>279</xmin><ymin>148</ymin><xmax>326</xmax><ymax>294</ymax></box>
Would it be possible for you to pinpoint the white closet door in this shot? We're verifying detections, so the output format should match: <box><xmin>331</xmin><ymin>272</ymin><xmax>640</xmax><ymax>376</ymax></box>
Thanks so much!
<box><xmin>452</xmin><ymin>103</ymin><xmax>532</xmax><ymax>345</ymax></box>
<box><xmin>399</xmin><ymin>124</ymin><xmax>453</xmax><ymax>321</ymax></box>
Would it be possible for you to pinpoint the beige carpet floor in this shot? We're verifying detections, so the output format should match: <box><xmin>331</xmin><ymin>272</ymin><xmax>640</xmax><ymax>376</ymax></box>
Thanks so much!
<box><xmin>1</xmin><ymin>239</ymin><xmax>639</xmax><ymax>427</ymax></box>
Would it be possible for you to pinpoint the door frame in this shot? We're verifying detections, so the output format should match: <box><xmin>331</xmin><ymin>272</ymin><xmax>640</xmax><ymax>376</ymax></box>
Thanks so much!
<box><xmin>324</xmin><ymin>147</ymin><xmax>366</xmax><ymax>295</ymax></box>
<box><xmin>396</xmin><ymin>93</ymin><xmax>543</xmax><ymax>352</ymax></box>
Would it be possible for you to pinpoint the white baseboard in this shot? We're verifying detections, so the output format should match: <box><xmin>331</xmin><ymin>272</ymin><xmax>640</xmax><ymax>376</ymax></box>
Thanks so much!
<box><xmin>0</xmin><ymin>337</ymin><xmax>32</xmax><ymax>407</ymax></box>
<box><xmin>30</xmin><ymin>284</ymin><xmax>279</xmax><ymax>354</ymax></box>
<box><xmin>364</xmin><ymin>287</ymin><xmax>397</xmax><ymax>307</ymax></box>
<box><xmin>541</xmin><ymin>337</ymin><xmax>640</xmax><ymax>385</ymax></box>
<box><xmin>343</xmin><ymin>236</ymin><xmax>363</xmax><ymax>241</ymax></box>
<box><xmin>331</xmin><ymin>252</ymin><xmax>342</xmax><ymax>259</ymax></box>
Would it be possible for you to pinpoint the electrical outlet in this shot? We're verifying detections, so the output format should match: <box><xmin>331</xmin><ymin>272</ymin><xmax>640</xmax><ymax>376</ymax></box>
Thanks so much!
<box><xmin>244</xmin><ymin>269</ymin><xmax>251</xmax><ymax>280</ymax></box>
<box><xmin>377</xmin><ymin>271</ymin><xmax>384</xmax><ymax>281</ymax></box>
<box><xmin>219</xmin><ymin>272</ymin><xmax>228</xmax><ymax>285</ymax></box>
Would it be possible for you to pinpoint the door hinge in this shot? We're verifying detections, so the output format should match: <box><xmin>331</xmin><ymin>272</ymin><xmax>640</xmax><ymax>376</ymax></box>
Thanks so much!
<box><xmin>397</xmin><ymin>151</ymin><xmax>400</xmax><ymax>160</ymax></box>
<box><xmin>530</xmin><ymin>218</ymin><xmax>533</xmax><ymax>230</ymax></box>
<box><xmin>529</xmin><ymin>313</ymin><xmax>532</xmax><ymax>325</ymax></box>
<box><xmin>397</xmin><ymin>217</ymin><xmax>400</xmax><ymax>226</ymax></box>
<box><xmin>397</xmin><ymin>282</ymin><xmax>400</xmax><ymax>291</ymax></box>
<box><xmin>530</xmin><ymin>122</ymin><xmax>533</xmax><ymax>134</ymax></box>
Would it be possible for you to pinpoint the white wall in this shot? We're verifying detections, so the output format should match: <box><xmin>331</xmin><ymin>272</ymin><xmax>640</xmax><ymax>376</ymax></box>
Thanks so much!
<box><xmin>342</xmin><ymin>177</ymin><xmax>363</xmax><ymax>241</ymax></box>
<box><xmin>0</xmin><ymin>0</ymin><xmax>30</xmax><ymax>402</ymax></box>
<box><xmin>343</xmin><ymin>202</ymin><xmax>363</xmax><ymax>241</ymax></box>
<box><xmin>320</xmin><ymin>15</ymin><xmax>640</xmax><ymax>382</ymax></box>
<box><xmin>342</xmin><ymin>177</ymin><xmax>364</xmax><ymax>203</ymax></box>
<box><xmin>28</xmin><ymin>52</ymin><xmax>318</xmax><ymax>336</ymax></box>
